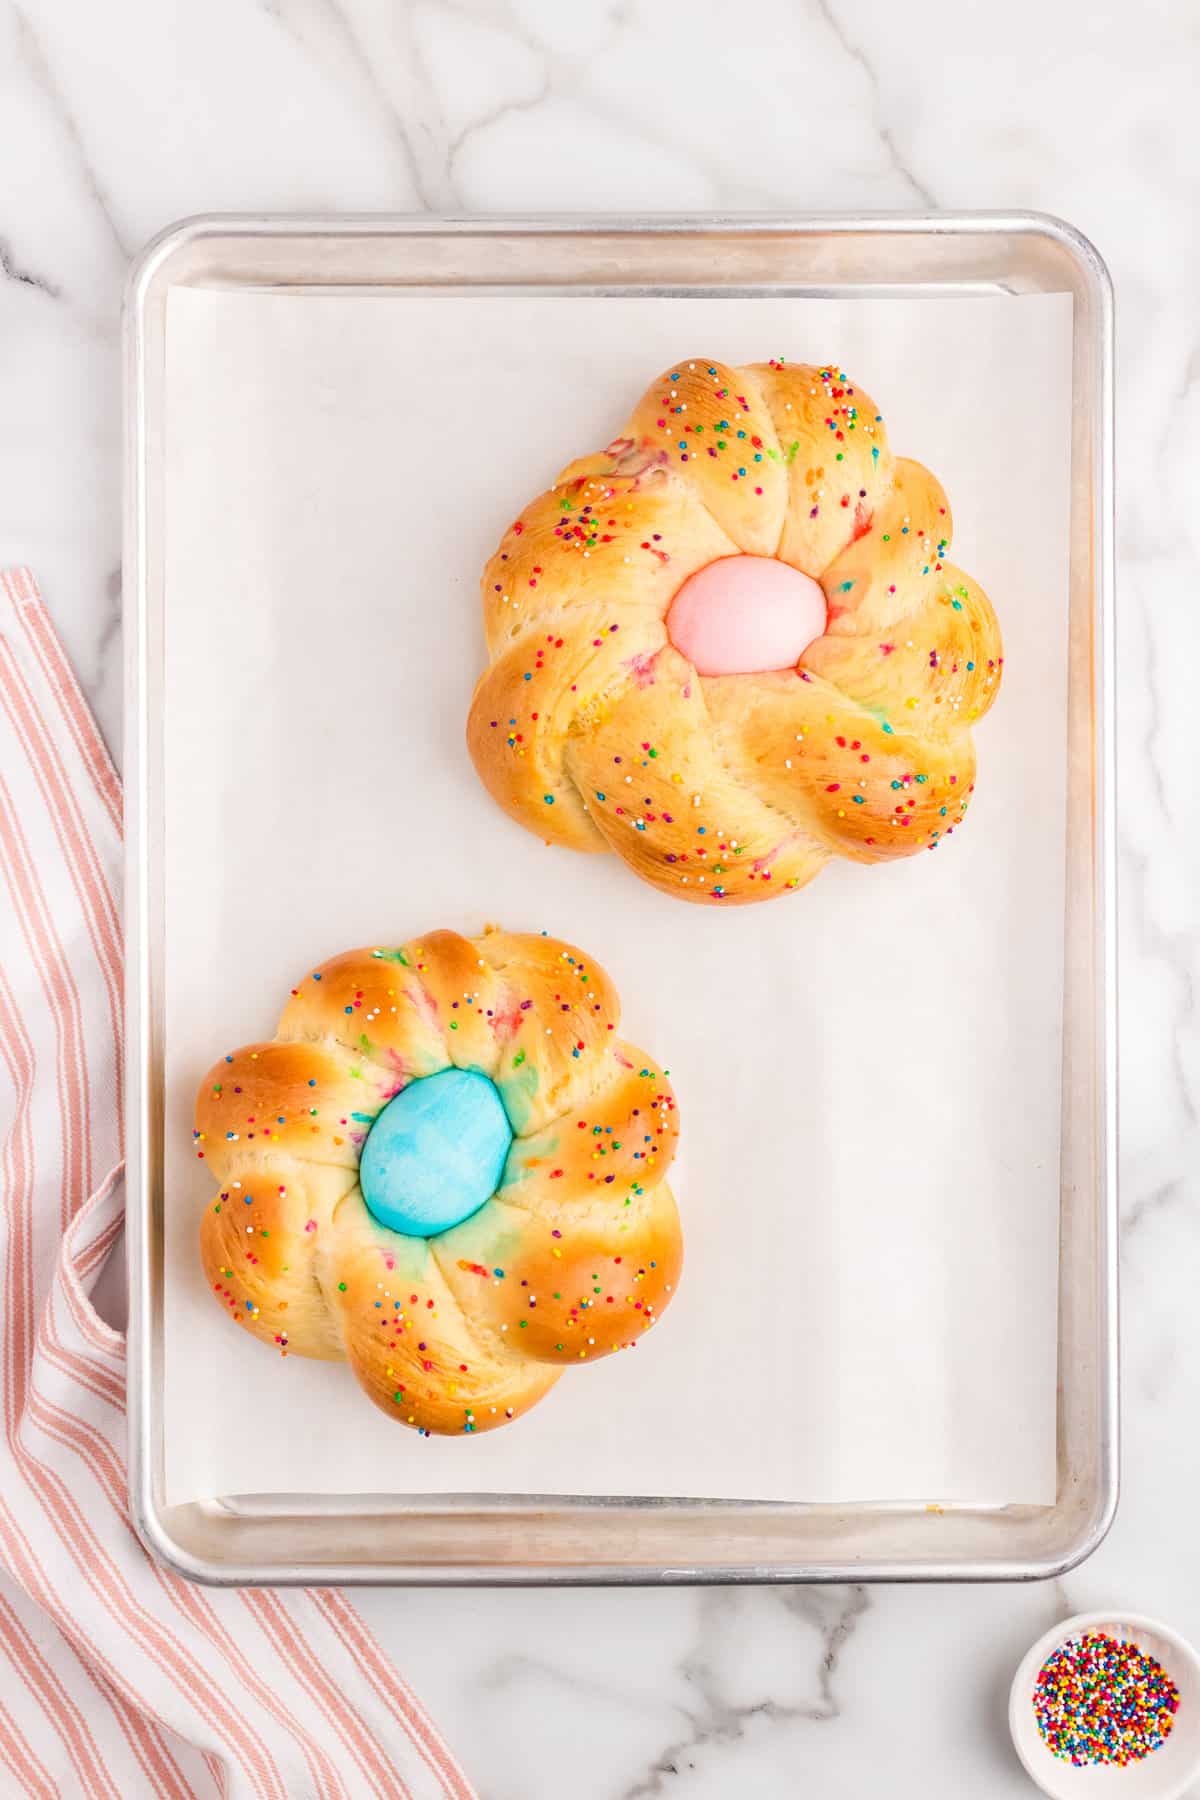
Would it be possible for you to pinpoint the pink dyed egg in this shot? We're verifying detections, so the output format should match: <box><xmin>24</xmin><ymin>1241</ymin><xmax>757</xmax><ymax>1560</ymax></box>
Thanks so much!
<box><xmin>667</xmin><ymin>555</ymin><xmax>828</xmax><ymax>676</ymax></box>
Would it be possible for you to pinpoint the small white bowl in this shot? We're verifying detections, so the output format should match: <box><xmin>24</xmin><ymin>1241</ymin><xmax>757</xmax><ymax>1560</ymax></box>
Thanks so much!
<box><xmin>1010</xmin><ymin>1612</ymin><xmax>1200</xmax><ymax>1799</ymax></box>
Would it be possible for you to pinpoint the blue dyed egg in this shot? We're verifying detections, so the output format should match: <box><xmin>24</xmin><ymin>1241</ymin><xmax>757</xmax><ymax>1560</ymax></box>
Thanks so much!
<box><xmin>359</xmin><ymin>1068</ymin><xmax>513</xmax><ymax>1238</ymax></box>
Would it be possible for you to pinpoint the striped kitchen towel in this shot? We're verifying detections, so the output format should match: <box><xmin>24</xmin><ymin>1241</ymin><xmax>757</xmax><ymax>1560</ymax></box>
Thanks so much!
<box><xmin>0</xmin><ymin>567</ymin><xmax>476</xmax><ymax>1800</ymax></box>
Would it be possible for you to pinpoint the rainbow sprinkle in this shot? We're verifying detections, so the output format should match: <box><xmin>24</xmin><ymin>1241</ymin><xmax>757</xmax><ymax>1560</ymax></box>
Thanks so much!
<box><xmin>1032</xmin><ymin>1630</ymin><xmax>1180</xmax><ymax>1767</ymax></box>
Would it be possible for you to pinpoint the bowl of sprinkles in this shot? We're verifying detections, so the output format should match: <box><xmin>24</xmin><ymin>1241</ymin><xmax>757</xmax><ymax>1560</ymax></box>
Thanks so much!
<box><xmin>1010</xmin><ymin>1613</ymin><xmax>1200</xmax><ymax>1798</ymax></box>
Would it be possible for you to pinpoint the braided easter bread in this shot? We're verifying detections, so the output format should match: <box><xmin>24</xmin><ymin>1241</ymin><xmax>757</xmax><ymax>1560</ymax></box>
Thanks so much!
<box><xmin>467</xmin><ymin>358</ymin><xmax>1002</xmax><ymax>904</ymax></box>
<box><xmin>196</xmin><ymin>927</ymin><xmax>681</xmax><ymax>1436</ymax></box>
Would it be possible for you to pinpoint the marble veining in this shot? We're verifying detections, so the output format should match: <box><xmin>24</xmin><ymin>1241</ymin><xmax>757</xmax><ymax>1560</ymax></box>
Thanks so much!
<box><xmin>11</xmin><ymin>3</ymin><xmax>134</xmax><ymax>264</ymax></box>
<box><xmin>0</xmin><ymin>232</ymin><xmax>61</xmax><ymax>297</ymax></box>
<box><xmin>616</xmin><ymin>1587</ymin><xmax>872</xmax><ymax>1797</ymax></box>
<box><xmin>2</xmin><ymin>0</ymin><xmax>1197</xmax><ymax>1792</ymax></box>
<box><xmin>808</xmin><ymin>0</ymin><xmax>936</xmax><ymax>210</ymax></box>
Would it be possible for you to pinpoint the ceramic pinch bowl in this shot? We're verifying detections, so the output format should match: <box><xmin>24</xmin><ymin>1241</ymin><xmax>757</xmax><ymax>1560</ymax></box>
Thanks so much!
<box><xmin>1009</xmin><ymin>1612</ymin><xmax>1200</xmax><ymax>1800</ymax></box>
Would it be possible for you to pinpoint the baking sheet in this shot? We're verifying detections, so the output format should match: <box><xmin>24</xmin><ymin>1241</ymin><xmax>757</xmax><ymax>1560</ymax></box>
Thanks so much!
<box><xmin>162</xmin><ymin>289</ymin><xmax>1071</xmax><ymax>1508</ymax></box>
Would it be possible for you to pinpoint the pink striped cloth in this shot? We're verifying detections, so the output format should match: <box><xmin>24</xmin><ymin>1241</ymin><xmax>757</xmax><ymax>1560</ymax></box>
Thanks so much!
<box><xmin>0</xmin><ymin>567</ymin><xmax>477</xmax><ymax>1800</ymax></box>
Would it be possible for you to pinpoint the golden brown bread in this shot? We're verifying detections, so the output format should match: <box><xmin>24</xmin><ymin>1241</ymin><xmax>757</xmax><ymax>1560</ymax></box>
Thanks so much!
<box><xmin>196</xmin><ymin>927</ymin><xmax>682</xmax><ymax>1435</ymax></box>
<box><xmin>467</xmin><ymin>359</ymin><xmax>1002</xmax><ymax>903</ymax></box>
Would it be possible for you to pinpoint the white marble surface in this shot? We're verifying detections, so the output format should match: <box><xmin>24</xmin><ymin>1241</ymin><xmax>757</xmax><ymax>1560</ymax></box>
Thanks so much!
<box><xmin>2</xmin><ymin>0</ymin><xmax>1196</xmax><ymax>1793</ymax></box>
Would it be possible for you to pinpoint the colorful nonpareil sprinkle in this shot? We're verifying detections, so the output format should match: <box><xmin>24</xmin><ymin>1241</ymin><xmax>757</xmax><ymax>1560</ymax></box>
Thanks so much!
<box><xmin>1032</xmin><ymin>1630</ymin><xmax>1180</xmax><ymax>1767</ymax></box>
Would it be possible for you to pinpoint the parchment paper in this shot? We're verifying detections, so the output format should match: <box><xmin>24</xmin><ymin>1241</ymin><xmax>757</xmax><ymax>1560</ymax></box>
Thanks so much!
<box><xmin>161</xmin><ymin>288</ymin><xmax>1072</xmax><ymax>1506</ymax></box>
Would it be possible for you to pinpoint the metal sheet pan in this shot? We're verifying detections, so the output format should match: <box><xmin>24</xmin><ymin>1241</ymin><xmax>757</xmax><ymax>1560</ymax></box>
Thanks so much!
<box><xmin>124</xmin><ymin>213</ymin><xmax>1116</xmax><ymax>1584</ymax></box>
